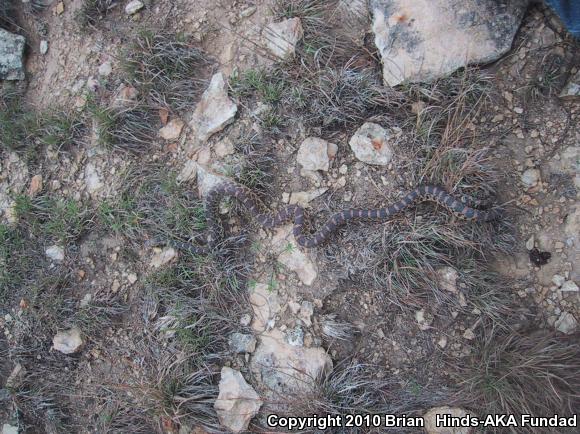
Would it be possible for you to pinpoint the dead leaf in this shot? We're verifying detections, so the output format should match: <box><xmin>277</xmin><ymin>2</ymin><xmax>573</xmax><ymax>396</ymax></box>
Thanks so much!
<box><xmin>159</xmin><ymin>108</ymin><xmax>169</xmax><ymax>125</ymax></box>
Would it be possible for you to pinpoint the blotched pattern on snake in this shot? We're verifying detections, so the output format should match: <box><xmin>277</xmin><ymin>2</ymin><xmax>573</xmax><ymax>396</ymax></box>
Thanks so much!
<box><xmin>147</xmin><ymin>182</ymin><xmax>502</xmax><ymax>254</ymax></box>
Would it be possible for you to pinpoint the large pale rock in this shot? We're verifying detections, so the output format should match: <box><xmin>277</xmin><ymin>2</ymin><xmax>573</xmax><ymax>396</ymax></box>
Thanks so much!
<box><xmin>262</xmin><ymin>18</ymin><xmax>304</xmax><ymax>60</ymax></box>
<box><xmin>0</xmin><ymin>28</ymin><xmax>25</xmax><ymax>80</ymax></box>
<box><xmin>250</xmin><ymin>328</ymin><xmax>333</xmax><ymax>396</ymax></box>
<box><xmin>214</xmin><ymin>367</ymin><xmax>262</xmax><ymax>434</ymax></box>
<box><xmin>52</xmin><ymin>327</ymin><xmax>84</xmax><ymax>354</ymax></box>
<box><xmin>371</xmin><ymin>0</ymin><xmax>527</xmax><ymax>86</ymax></box>
<box><xmin>271</xmin><ymin>225</ymin><xmax>318</xmax><ymax>285</ymax></box>
<box><xmin>188</xmin><ymin>73</ymin><xmax>237</xmax><ymax>153</ymax></box>
<box><xmin>349</xmin><ymin>122</ymin><xmax>394</xmax><ymax>166</ymax></box>
<box><xmin>423</xmin><ymin>406</ymin><xmax>474</xmax><ymax>434</ymax></box>
<box><xmin>297</xmin><ymin>137</ymin><xmax>333</xmax><ymax>171</ymax></box>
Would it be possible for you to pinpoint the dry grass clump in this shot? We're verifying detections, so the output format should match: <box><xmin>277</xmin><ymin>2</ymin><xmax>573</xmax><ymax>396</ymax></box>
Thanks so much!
<box><xmin>230</xmin><ymin>132</ymin><xmax>277</xmax><ymax>194</ymax></box>
<box><xmin>1</xmin><ymin>86</ymin><xmax>85</xmax><ymax>159</ymax></box>
<box><xmin>275</xmin><ymin>361</ymin><xmax>449</xmax><ymax>433</ymax></box>
<box><xmin>76</xmin><ymin>0</ymin><xmax>115</xmax><ymax>29</ymax></box>
<box><xmin>4</xmin><ymin>267</ymin><xmax>126</xmax><ymax>431</ymax></box>
<box><xmin>285</xmin><ymin>64</ymin><xmax>406</xmax><ymax>133</ymax></box>
<box><xmin>273</xmin><ymin>0</ymin><xmax>363</xmax><ymax>66</ymax></box>
<box><xmin>131</xmin><ymin>353</ymin><xmax>221</xmax><ymax>432</ymax></box>
<box><xmin>87</xmin><ymin>98</ymin><xmax>158</xmax><ymax>154</ymax></box>
<box><xmin>122</xmin><ymin>30</ymin><xmax>211</xmax><ymax>113</ymax></box>
<box><xmin>230</xmin><ymin>64</ymin><xmax>405</xmax><ymax>137</ymax></box>
<box><xmin>453</xmin><ymin>330</ymin><xmax>580</xmax><ymax>432</ymax></box>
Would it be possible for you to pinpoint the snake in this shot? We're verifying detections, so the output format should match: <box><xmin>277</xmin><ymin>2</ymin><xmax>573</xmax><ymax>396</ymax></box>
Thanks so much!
<box><xmin>146</xmin><ymin>182</ymin><xmax>502</xmax><ymax>255</ymax></box>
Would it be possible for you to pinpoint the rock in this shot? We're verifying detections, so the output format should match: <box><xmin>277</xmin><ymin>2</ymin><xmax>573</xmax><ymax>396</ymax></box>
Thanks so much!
<box><xmin>559</xmin><ymin>71</ymin><xmax>580</xmax><ymax>99</ymax></box>
<box><xmin>349</xmin><ymin>122</ymin><xmax>394</xmax><ymax>166</ymax></box>
<box><xmin>85</xmin><ymin>163</ymin><xmax>104</xmax><ymax>195</ymax></box>
<box><xmin>125</xmin><ymin>0</ymin><xmax>144</xmax><ymax>15</ymax></box>
<box><xmin>250</xmin><ymin>328</ymin><xmax>333</xmax><ymax>396</ymax></box>
<box><xmin>423</xmin><ymin>406</ymin><xmax>474</xmax><ymax>434</ymax></box>
<box><xmin>79</xmin><ymin>293</ymin><xmax>92</xmax><ymax>308</ymax></box>
<box><xmin>371</xmin><ymin>0</ymin><xmax>527</xmax><ymax>86</ymax></box>
<box><xmin>327</xmin><ymin>142</ymin><xmax>339</xmax><ymax>160</ymax></box>
<box><xmin>52</xmin><ymin>327</ymin><xmax>83</xmax><ymax>354</ymax></box>
<box><xmin>98</xmin><ymin>61</ymin><xmax>112</xmax><ymax>77</ymax></box>
<box><xmin>552</xmin><ymin>274</ymin><xmax>565</xmax><ymax>287</ymax></box>
<box><xmin>228</xmin><ymin>333</ymin><xmax>257</xmax><ymax>353</ymax></box>
<box><xmin>286</xmin><ymin>326</ymin><xmax>304</xmax><ymax>346</ymax></box>
<box><xmin>436</xmin><ymin>266</ymin><xmax>458</xmax><ymax>294</ymax></box>
<box><xmin>437</xmin><ymin>336</ymin><xmax>448</xmax><ymax>349</ymax></box>
<box><xmin>177</xmin><ymin>159</ymin><xmax>198</xmax><ymax>183</ymax></box>
<box><xmin>195</xmin><ymin>164</ymin><xmax>230</xmax><ymax>198</ymax></box>
<box><xmin>197</xmin><ymin>146</ymin><xmax>212</xmax><ymax>165</ymax></box>
<box><xmin>299</xmin><ymin>301</ymin><xmax>314</xmax><ymax>327</ymax></box>
<box><xmin>5</xmin><ymin>363</ymin><xmax>25</xmax><ymax>390</ymax></box>
<box><xmin>272</xmin><ymin>225</ymin><xmax>318</xmax><ymax>285</ymax></box>
<box><xmin>188</xmin><ymin>73</ymin><xmax>237</xmax><ymax>153</ymax></box>
<box><xmin>45</xmin><ymin>245</ymin><xmax>65</xmax><ymax>262</ymax></box>
<box><xmin>214</xmin><ymin>138</ymin><xmax>235</xmax><ymax>157</ymax></box>
<box><xmin>159</xmin><ymin>119</ymin><xmax>184</xmax><ymax>140</ymax></box>
<box><xmin>297</xmin><ymin>137</ymin><xmax>333</xmax><ymax>171</ymax></box>
<box><xmin>2</xmin><ymin>424</ymin><xmax>19</xmax><ymax>434</ymax></box>
<box><xmin>28</xmin><ymin>174</ymin><xmax>43</xmax><ymax>197</ymax></box>
<box><xmin>288</xmin><ymin>300</ymin><xmax>301</xmax><ymax>315</ymax></box>
<box><xmin>525</xmin><ymin>235</ymin><xmax>535</xmax><ymax>251</ymax></box>
<box><xmin>127</xmin><ymin>273</ymin><xmax>138</xmax><ymax>285</ymax></box>
<box><xmin>288</xmin><ymin>188</ymin><xmax>328</xmax><ymax>208</ymax></box>
<box><xmin>55</xmin><ymin>2</ymin><xmax>64</xmax><ymax>15</ymax></box>
<box><xmin>262</xmin><ymin>18</ymin><xmax>304</xmax><ymax>60</ymax></box>
<box><xmin>40</xmin><ymin>40</ymin><xmax>48</xmax><ymax>55</ymax></box>
<box><xmin>214</xmin><ymin>367</ymin><xmax>262</xmax><ymax>434</ymax></box>
<box><xmin>555</xmin><ymin>312</ymin><xmax>577</xmax><ymax>334</ymax></box>
<box><xmin>415</xmin><ymin>309</ymin><xmax>432</xmax><ymax>331</ymax></box>
<box><xmin>521</xmin><ymin>168</ymin><xmax>540</xmax><ymax>187</ymax></box>
<box><xmin>0</xmin><ymin>28</ymin><xmax>26</xmax><ymax>80</ymax></box>
<box><xmin>240</xmin><ymin>314</ymin><xmax>252</xmax><ymax>327</ymax></box>
<box><xmin>250</xmin><ymin>283</ymin><xmax>281</xmax><ymax>332</ymax></box>
<box><xmin>149</xmin><ymin>248</ymin><xmax>177</xmax><ymax>268</ymax></box>
<box><xmin>560</xmin><ymin>281</ymin><xmax>579</xmax><ymax>292</ymax></box>
<box><xmin>113</xmin><ymin>85</ymin><xmax>139</xmax><ymax>107</ymax></box>
<box><xmin>240</xmin><ymin>6</ymin><xmax>257</xmax><ymax>18</ymax></box>
<box><xmin>463</xmin><ymin>329</ymin><xmax>475</xmax><ymax>340</ymax></box>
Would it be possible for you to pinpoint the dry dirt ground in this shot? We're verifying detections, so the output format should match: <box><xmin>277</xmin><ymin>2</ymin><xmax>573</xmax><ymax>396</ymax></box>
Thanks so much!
<box><xmin>0</xmin><ymin>1</ymin><xmax>579</xmax><ymax>433</ymax></box>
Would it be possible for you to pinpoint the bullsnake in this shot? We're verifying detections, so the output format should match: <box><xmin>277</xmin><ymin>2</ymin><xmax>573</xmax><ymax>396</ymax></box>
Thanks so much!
<box><xmin>146</xmin><ymin>182</ymin><xmax>501</xmax><ymax>255</ymax></box>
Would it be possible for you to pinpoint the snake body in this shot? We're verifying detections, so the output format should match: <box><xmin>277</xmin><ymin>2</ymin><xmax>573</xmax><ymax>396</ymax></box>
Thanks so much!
<box><xmin>149</xmin><ymin>183</ymin><xmax>501</xmax><ymax>254</ymax></box>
